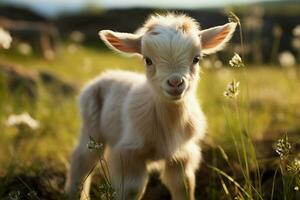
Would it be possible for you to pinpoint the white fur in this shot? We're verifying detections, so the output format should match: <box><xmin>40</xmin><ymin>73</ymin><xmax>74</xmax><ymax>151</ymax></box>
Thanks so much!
<box><xmin>65</xmin><ymin>13</ymin><xmax>236</xmax><ymax>200</ymax></box>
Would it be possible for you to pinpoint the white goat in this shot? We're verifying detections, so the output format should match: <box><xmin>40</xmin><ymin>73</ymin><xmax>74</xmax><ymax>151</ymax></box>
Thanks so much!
<box><xmin>65</xmin><ymin>13</ymin><xmax>236</xmax><ymax>200</ymax></box>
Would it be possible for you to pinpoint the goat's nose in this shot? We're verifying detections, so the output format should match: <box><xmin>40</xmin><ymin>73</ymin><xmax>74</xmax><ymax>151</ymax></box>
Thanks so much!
<box><xmin>167</xmin><ymin>76</ymin><xmax>184</xmax><ymax>88</ymax></box>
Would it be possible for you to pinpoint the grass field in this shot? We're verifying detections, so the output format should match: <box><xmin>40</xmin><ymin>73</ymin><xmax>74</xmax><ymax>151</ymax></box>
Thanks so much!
<box><xmin>0</xmin><ymin>44</ymin><xmax>300</xmax><ymax>199</ymax></box>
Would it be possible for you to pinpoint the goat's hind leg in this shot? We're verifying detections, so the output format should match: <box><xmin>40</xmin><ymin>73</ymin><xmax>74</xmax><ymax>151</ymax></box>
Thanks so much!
<box><xmin>65</xmin><ymin>83</ymin><xmax>104</xmax><ymax>199</ymax></box>
<box><xmin>65</xmin><ymin>126</ymin><xmax>99</xmax><ymax>200</ymax></box>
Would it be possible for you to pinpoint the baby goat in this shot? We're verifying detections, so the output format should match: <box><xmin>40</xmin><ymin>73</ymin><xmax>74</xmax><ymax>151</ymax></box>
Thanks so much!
<box><xmin>65</xmin><ymin>13</ymin><xmax>236</xmax><ymax>200</ymax></box>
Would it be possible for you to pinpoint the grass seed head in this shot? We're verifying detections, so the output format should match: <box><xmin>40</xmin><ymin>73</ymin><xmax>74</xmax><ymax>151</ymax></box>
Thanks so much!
<box><xmin>274</xmin><ymin>134</ymin><xmax>291</xmax><ymax>159</ymax></box>
<box><xmin>87</xmin><ymin>136</ymin><xmax>104</xmax><ymax>155</ymax></box>
<box><xmin>228</xmin><ymin>11</ymin><xmax>240</xmax><ymax>24</ymax></box>
<box><xmin>99</xmin><ymin>182</ymin><xmax>117</xmax><ymax>199</ymax></box>
<box><xmin>229</xmin><ymin>53</ymin><xmax>244</xmax><ymax>68</ymax></box>
<box><xmin>224</xmin><ymin>79</ymin><xmax>240</xmax><ymax>99</ymax></box>
<box><xmin>287</xmin><ymin>157</ymin><xmax>300</xmax><ymax>175</ymax></box>
<box><xmin>27</xmin><ymin>191</ymin><xmax>38</xmax><ymax>199</ymax></box>
<box><xmin>8</xmin><ymin>191</ymin><xmax>21</xmax><ymax>200</ymax></box>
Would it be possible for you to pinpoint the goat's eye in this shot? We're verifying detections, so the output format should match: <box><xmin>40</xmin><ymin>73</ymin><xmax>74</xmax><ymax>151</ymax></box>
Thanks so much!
<box><xmin>144</xmin><ymin>57</ymin><xmax>153</xmax><ymax>66</ymax></box>
<box><xmin>193</xmin><ymin>56</ymin><xmax>200</xmax><ymax>64</ymax></box>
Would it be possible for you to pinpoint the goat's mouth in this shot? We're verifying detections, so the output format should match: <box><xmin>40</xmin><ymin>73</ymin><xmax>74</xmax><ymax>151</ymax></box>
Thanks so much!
<box><xmin>164</xmin><ymin>88</ymin><xmax>185</xmax><ymax>100</ymax></box>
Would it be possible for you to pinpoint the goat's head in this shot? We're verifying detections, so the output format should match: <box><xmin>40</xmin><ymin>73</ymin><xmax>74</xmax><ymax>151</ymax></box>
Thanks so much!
<box><xmin>99</xmin><ymin>13</ymin><xmax>236</xmax><ymax>101</ymax></box>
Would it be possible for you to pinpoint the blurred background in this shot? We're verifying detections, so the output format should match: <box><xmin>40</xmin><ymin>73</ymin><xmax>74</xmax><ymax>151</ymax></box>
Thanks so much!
<box><xmin>0</xmin><ymin>0</ymin><xmax>299</xmax><ymax>199</ymax></box>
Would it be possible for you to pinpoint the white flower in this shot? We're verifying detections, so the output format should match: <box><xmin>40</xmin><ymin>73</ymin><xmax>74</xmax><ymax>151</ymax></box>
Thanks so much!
<box><xmin>18</xmin><ymin>42</ymin><xmax>32</xmax><ymax>55</ymax></box>
<box><xmin>295</xmin><ymin>186</ymin><xmax>299</xmax><ymax>191</ymax></box>
<box><xmin>229</xmin><ymin>53</ymin><xmax>244</xmax><ymax>68</ymax></box>
<box><xmin>293</xmin><ymin>25</ymin><xmax>300</xmax><ymax>37</ymax></box>
<box><xmin>0</xmin><ymin>27</ymin><xmax>12</xmax><ymax>49</ymax></box>
<box><xmin>7</xmin><ymin>113</ymin><xmax>39</xmax><ymax>129</ymax></box>
<box><xmin>278</xmin><ymin>51</ymin><xmax>296</xmax><ymax>68</ymax></box>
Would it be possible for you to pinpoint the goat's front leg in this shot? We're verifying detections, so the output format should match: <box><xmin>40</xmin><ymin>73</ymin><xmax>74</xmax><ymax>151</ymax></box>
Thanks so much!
<box><xmin>161</xmin><ymin>142</ymin><xmax>201</xmax><ymax>200</ymax></box>
<box><xmin>107</xmin><ymin>148</ymin><xmax>148</xmax><ymax>200</ymax></box>
<box><xmin>161</xmin><ymin>160</ymin><xmax>196</xmax><ymax>200</ymax></box>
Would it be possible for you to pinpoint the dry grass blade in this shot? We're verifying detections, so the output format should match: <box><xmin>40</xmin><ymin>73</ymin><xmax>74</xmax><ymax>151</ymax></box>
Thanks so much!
<box><xmin>206</xmin><ymin>164</ymin><xmax>252</xmax><ymax>199</ymax></box>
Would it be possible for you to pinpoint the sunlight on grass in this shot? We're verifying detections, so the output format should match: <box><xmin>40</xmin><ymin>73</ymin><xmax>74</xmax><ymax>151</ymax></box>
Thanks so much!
<box><xmin>0</xmin><ymin>45</ymin><xmax>142</xmax><ymax>84</ymax></box>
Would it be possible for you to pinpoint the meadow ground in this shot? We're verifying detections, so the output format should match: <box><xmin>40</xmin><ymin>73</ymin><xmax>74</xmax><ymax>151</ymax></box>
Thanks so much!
<box><xmin>0</xmin><ymin>45</ymin><xmax>299</xmax><ymax>199</ymax></box>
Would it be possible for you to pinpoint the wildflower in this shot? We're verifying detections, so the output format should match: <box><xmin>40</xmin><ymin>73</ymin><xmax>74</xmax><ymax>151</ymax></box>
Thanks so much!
<box><xmin>293</xmin><ymin>25</ymin><xmax>300</xmax><ymax>37</ymax></box>
<box><xmin>0</xmin><ymin>27</ymin><xmax>12</xmax><ymax>49</ymax></box>
<box><xmin>8</xmin><ymin>191</ymin><xmax>21</xmax><ymax>200</ymax></box>
<box><xmin>274</xmin><ymin>134</ymin><xmax>291</xmax><ymax>159</ymax></box>
<box><xmin>229</xmin><ymin>53</ymin><xmax>244</xmax><ymax>68</ymax></box>
<box><xmin>295</xmin><ymin>186</ymin><xmax>299</xmax><ymax>191</ymax></box>
<box><xmin>228</xmin><ymin>11</ymin><xmax>240</xmax><ymax>25</ymax></box>
<box><xmin>87</xmin><ymin>136</ymin><xmax>104</xmax><ymax>154</ymax></box>
<box><xmin>6</xmin><ymin>113</ymin><xmax>39</xmax><ymax>130</ymax></box>
<box><xmin>224</xmin><ymin>80</ymin><xmax>240</xmax><ymax>99</ymax></box>
<box><xmin>287</xmin><ymin>157</ymin><xmax>300</xmax><ymax>174</ymax></box>
<box><xmin>279</xmin><ymin>51</ymin><xmax>296</xmax><ymax>68</ymax></box>
<box><xmin>27</xmin><ymin>191</ymin><xmax>38</xmax><ymax>199</ymax></box>
<box><xmin>99</xmin><ymin>182</ymin><xmax>117</xmax><ymax>199</ymax></box>
<box><xmin>18</xmin><ymin>42</ymin><xmax>32</xmax><ymax>55</ymax></box>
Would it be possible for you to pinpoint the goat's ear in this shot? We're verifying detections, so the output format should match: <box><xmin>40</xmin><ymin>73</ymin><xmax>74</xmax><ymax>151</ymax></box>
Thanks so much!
<box><xmin>99</xmin><ymin>30</ymin><xmax>141</xmax><ymax>55</ymax></box>
<box><xmin>199</xmin><ymin>22</ymin><xmax>237</xmax><ymax>55</ymax></box>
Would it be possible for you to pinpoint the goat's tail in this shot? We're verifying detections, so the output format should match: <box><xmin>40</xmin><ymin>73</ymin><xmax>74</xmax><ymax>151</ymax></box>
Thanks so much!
<box><xmin>78</xmin><ymin>82</ymin><xmax>104</xmax><ymax>143</ymax></box>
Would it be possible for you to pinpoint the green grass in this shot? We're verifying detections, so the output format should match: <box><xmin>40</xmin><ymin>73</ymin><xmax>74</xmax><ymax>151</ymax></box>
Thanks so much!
<box><xmin>0</xmin><ymin>44</ymin><xmax>300</xmax><ymax>199</ymax></box>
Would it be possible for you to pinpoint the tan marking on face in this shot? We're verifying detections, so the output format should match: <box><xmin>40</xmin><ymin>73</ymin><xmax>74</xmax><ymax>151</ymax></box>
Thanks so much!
<box><xmin>179</xmin><ymin>20</ymin><xmax>194</xmax><ymax>33</ymax></box>
<box><xmin>141</xmin><ymin>13</ymin><xmax>200</xmax><ymax>35</ymax></box>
